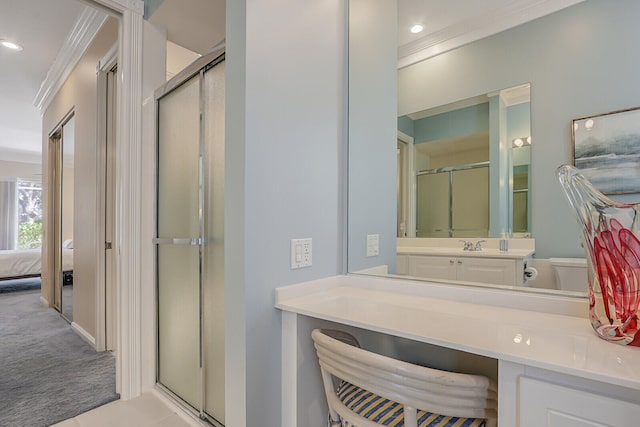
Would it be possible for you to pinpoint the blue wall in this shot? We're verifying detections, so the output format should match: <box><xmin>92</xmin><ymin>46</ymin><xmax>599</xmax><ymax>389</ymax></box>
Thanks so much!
<box><xmin>397</xmin><ymin>115</ymin><xmax>414</xmax><ymax>137</ymax></box>
<box><xmin>398</xmin><ymin>0</ymin><xmax>640</xmax><ymax>258</ymax></box>
<box><xmin>413</xmin><ymin>103</ymin><xmax>489</xmax><ymax>144</ymax></box>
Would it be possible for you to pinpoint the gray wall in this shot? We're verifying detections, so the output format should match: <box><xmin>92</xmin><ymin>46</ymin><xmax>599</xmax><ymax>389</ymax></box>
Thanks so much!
<box><xmin>399</xmin><ymin>0</ymin><xmax>640</xmax><ymax>258</ymax></box>
<box><xmin>226</xmin><ymin>1</ymin><xmax>346</xmax><ymax>425</ymax></box>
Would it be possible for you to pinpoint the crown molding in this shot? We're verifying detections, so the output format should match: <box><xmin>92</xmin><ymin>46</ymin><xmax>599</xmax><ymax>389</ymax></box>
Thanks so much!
<box><xmin>33</xmin><ymin>6</ymin><xmax>108</xmax><ymax>112</ymax></box>
<box><xmin>0</xmin><ymin>147</ymin><xmax>42</xmax><ymax>165</ymax></box>
<box><xmin>398</xmin><ymin>0</ymin><xmax>585</xmax><ymax>69</ymax></box>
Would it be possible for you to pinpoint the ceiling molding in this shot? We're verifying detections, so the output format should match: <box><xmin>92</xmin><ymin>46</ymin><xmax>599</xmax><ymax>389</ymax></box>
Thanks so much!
<box><xmin>93</xmin><ymin>0</ymin><xmax>144</xmax><ymax>16</ymax></box>
<box><xmin>32</xmin><ymin>6</ymin><xmax>108</xmax><ymax>112</ymax></box>
<box><xmin>398</xmin><ymin>0</ymin><xmax>585</xmax><ymax>69</ymax></box>
<box><xmin>0</xmin><ymin>147</ymin><xmax>42</xmax><ymax>165</ymax></box>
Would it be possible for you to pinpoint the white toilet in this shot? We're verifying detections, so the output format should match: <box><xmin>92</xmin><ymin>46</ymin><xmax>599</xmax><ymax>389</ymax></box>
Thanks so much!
<box><xmin>550</xmin><ymin>258</ymin><xmax>588</xmax><ymax>292</ymax></box>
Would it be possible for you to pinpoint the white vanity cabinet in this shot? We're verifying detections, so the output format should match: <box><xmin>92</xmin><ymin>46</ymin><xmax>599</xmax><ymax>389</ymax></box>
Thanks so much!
<box><xmin>519</xmin><ymin>377</ymin><xmax>640</xmax><ymax>426</ymax></box>
<box><xmin>500</xmin><ymin>362</ymin><xmax>640</xmax><ymax>426</ymax></box>
<box><xmin>398</xmin><ymin>253</ymin><xmax>520</xmax><ymax>286</ymax></box>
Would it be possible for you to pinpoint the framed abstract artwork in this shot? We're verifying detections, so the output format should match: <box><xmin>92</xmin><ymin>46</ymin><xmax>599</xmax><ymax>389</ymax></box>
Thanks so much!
<box><xmin>572</xmin><ymin>107</ymin><xmax>640</xmax><ymax>194</ymax></box>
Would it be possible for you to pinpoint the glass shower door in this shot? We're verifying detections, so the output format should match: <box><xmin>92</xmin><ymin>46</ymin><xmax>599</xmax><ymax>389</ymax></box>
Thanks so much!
<box><xmin>156</xmin><ymin>75</ymin><xmax>202</xmax><ymax>409</ymax></box>
<box><xmin>451</xmin><ymin>167</ymin><xmax>489</xmax><ymax>237</ymax></box>
<box><xmin>416</xmin><ymin>171</ymin><xmax>450</xmax><ymax>237</ymax></box>
<box><xmin>155</xmin><ymin>53</ymin><xmax>226</xmax><ymax>426</ymax></box>
<box><xmin>202</xmin><ymin>61</ymin><xmax>225</xmax><ymax>424</ymax></box>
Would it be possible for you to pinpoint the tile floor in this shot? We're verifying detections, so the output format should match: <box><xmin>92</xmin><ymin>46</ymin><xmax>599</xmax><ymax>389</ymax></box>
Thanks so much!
<box><xmin>52</xmin><ymin>393</ymin><xmax>198</xmax><ymax>427</ymax></box>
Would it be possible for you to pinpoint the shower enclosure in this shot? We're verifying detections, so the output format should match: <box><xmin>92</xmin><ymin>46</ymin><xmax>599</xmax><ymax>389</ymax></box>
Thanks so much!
<box><xmin>154</xmin><ymin>48</ymin><xmax>225</xmax><ymax>425</ymax></box>
<box><xmin>416</xmin><ymin>162</ymin><xmax>489</xmax><ymax>238</ymax></box>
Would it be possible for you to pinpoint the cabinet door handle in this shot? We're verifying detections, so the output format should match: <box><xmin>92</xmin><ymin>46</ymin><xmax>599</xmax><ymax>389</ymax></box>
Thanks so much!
<box><xmin>449</xmin><ymin>259</ymin><xmax>454</xmax><ymax>264</ymax></box>
<box><xmin>457</xmin><ymin>260</ymin><xmax>463</xmax><ymax>264</ymax></box>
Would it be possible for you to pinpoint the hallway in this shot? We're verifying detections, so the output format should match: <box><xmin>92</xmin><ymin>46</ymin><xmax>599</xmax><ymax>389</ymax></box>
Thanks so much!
<box><xmin>0</xmin><ymin>289</ymin><xmax>116</xmax><ymax>426</ymax></box>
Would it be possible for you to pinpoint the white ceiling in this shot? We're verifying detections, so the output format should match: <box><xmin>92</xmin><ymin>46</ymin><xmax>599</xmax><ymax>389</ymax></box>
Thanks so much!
<box><xmin>0</xmin><ymin>0</ymin><xmax>85</xmax><ymax>164</ymax></box>
<box><xmin>398</xmin><ymin>0</ymin><xmax>584</xmax><ymax>67</ymax></box>
<box><xmin>148</xmin><ymin>0</ymin><xmax>225</xmax><ymax>55</ymax></box>
<box><xmin>0</xmin><ymin>0</ymin><xmax>582</xmax><ymax>163</ymax></box>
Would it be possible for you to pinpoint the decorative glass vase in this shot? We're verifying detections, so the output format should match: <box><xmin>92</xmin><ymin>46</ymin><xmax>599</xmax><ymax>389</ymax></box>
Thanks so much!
<box><xmin>557</xmin><ymin>164</ymin><xmax>640</xmax><ymax>346</ymax></box>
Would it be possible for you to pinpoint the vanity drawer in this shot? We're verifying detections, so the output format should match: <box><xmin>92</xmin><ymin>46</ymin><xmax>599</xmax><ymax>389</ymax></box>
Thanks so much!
<box><xmin>519</xmin><ymin>377</ymin><xmax>640</xmax><ymax>426</ymax></box>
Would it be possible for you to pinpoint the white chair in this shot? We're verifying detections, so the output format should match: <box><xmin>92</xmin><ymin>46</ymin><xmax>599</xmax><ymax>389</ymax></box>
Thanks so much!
<box><xmin>312</xmin><ymin>329</ymin><xmax>497</xmax><ymax>427</ymax></box>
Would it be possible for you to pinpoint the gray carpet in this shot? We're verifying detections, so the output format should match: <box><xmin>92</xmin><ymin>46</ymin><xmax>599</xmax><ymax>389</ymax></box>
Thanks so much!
<box><xmin>0</xmin><ymin>277</ymin><xmax>41</xmax><ymax>293</ymax></box>
<box><xmin>0</xmin><ymin>290</ymin><xmax>118</xmax><ymax>426</ymax></box>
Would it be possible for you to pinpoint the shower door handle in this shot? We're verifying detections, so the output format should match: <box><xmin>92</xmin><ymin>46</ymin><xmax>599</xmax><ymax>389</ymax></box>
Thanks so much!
<box><xmin>153</xmin><ymin>237</ymin><xmax>203</xmax><ymax>245</ymax></box>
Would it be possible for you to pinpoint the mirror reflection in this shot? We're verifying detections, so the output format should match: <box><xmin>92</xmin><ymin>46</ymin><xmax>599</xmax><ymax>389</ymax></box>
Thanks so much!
<box><xmin>398</xmin><ymin>85</ymin><xmax>531</xmax><ymax>239</ymax></box>
<box><xmin>348</xmin><ymin>0</ymin><xmax>640</xmax><ymax>297</ymax></box>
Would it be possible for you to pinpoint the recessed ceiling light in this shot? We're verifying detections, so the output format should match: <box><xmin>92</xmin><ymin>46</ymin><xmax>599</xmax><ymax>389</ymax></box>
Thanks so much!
<box><xmin>410</xmin><ymin>24</ymin><xmax>424</xmax><ymax>34</ymax></box>
<box><xmin>1</xmin><ymin>39</ymin><xmax>23</xmax><ymax>51</ymax></box>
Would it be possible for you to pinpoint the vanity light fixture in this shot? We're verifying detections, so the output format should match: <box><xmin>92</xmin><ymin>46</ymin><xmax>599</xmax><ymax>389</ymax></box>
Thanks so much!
<box><xmin>0</xmin><ymin>39</ymin><xmax>23</xmax><ymax>51</ymax></box>
<box><xmin>512</xmin><ymin>136</ymin><xmax>531</xmax><ymax>148</ymax></box>
<box><xmin>585</xmin><ymin>119</ymin><xmax>594</xmax><ymax>130</ymax></box>
<box><xmin>410</xmin><ymin>24</ymin><xmax>424</xmax><ymax>34</ymax></box>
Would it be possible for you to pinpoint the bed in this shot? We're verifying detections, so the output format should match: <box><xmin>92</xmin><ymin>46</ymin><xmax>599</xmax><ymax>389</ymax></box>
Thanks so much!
<box><xmin>0</xmin><ymin>248</ymin><xmax>73</xmax><ymax>280</ymax></box>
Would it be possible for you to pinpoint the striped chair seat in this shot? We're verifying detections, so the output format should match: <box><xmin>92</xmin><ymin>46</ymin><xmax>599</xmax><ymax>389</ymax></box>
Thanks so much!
<box><xmin>333</xmin><ymin>381</ymin><xmax>487</xmax><ymax>427</ymax></box>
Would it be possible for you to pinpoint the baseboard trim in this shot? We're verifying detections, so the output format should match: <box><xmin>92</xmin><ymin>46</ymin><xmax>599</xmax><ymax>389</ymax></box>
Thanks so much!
<box><xmin>71</xmin><ymin>321</ymin><xmax>96</xmax><ymax>348</ymax></box>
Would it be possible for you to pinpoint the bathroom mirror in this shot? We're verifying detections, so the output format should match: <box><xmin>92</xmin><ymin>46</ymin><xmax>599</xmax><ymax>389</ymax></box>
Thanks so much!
<box><xmin>348</xmin><ymin>0</ymin><xmax>640</xmax><ymax>296</ymax></box>
<box><xmin>399</xmin><ymin>84</ymin><xmax>531</xmax><ymax>239</ymax></box>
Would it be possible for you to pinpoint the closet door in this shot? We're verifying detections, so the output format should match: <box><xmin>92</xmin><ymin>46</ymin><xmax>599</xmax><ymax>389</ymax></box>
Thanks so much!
<box><xmin>156</xmin><ymin>75</ymin><xmax>202</xmax><ymax>409</ymax></box>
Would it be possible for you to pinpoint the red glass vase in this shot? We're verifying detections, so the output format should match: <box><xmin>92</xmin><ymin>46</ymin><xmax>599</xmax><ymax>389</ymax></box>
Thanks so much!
<box><xmin>558</xmin><ymin>165</ymin><xmax>640</xmax><ymax>346</ymax></box>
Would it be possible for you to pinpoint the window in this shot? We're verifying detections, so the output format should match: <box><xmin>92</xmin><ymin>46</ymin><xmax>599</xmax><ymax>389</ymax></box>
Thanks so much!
<box><xmin>17</xmin><ymin>180</ymin><xmax>43</xmax><ymax>249</ymax></box>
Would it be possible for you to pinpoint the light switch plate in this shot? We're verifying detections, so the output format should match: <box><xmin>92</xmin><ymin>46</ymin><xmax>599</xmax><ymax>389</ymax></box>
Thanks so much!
<box><xmin>366</xmin><ymin>234</ymin><xmax>379</xmax><ymax>257</ymax></box>
<box><xmin>291</xmin><ymin>238</ymin><xmax>312</xmax><ymax>269</ymax></box>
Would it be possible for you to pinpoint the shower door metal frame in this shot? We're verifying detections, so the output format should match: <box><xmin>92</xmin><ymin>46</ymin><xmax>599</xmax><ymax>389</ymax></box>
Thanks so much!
<box><xmin>416</xmin><ymin>161</ymin><xmax>490</xmax><ymax>237</ymax></box>
<box><xmin>153</xmin><ymin>47</ymin><xmax>225</xmax><ymax>427</ymax></box>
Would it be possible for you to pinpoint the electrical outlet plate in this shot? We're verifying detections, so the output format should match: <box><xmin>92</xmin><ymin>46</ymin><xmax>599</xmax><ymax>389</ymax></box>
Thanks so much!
<box><xmin>291</xmin><ymin>238</ymin><xmax>312</xmax><ymax>269</ymax></box>
<box><xmin>366</xmin><ymin>234</ymin><xmax>379</xmax><ymax>257</ymax></box>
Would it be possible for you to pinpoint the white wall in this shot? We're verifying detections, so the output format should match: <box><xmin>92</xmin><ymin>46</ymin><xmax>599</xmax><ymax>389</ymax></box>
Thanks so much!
<box><xmin>398</xmin><ymin>0</ymin><xmax>640</xmax><ymax>258</ymax></box>
<box><xmin>0</xmin><ymin>160</ymin><xmax>41</xmax><ymax>181</ymax></box>
<box><xmin>226</xmin><ymin>1</ymin><xmax>346</xmax><ymax>425</ymax></box>
<box><xmin>140</xmin><ymin>20</ymin><xmax>168</xmax><ymax>391</ymax></box>
<box><xmin>42</xmin><ymin>18</ymin><xmax>118</xmax><ymax>338</ymax></box>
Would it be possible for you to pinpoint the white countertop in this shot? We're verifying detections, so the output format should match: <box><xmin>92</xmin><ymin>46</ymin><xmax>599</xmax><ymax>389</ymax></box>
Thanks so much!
<box><xmin>397</xmin><ymin>246</ymin><xmax>534</xmax><ymax>259</ymax></box>
<box><xmin>275</xmin><ymin>274</ymin><xmax>640</xmax><ymax>391</ymax></box>
<box><xmin>396</xmin><ymin>237</ymin><xmax>535</xmax><ymax>259</ymax></box>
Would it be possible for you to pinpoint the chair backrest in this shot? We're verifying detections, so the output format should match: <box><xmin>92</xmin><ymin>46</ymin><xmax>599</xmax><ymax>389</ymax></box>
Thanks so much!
<box><xmin>312</xmin><ymin>328</ymin><xmax>498</xmax><ymax>427</ymax></box>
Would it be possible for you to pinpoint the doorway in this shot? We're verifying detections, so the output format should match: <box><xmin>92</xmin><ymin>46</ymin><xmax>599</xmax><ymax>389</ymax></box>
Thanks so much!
<box><xmin>96</xmin><ymin>53</ymin><xmax>118</xmax><ymax>352</ymax></box>
<box><xmin>154</xmin><ymin>50</ymin><xmax>226</xmax><ymax>425</ymax></box>
<box><xmin>48</xmin><ymin>112</ymin><xmax>75</xmax><ymax>322</ymax></box>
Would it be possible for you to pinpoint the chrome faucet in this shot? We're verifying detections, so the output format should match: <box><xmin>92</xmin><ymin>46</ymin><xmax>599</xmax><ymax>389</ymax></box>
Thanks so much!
<box><xmin>459</xmin><ymin>240</ymin><xmax>474</xmax><ymax>251</ymax></box>
<box><xmin>460</xmin><ymin>239</ymin><xmax>486</xmax><ymax>251</ymax></box>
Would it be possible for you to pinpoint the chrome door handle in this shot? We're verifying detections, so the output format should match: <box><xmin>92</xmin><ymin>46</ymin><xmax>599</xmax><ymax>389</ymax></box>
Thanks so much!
<box><xmin>153</xmin><ymin>237</ymin><xmax>203</xmax><ymax>245</ymax></box>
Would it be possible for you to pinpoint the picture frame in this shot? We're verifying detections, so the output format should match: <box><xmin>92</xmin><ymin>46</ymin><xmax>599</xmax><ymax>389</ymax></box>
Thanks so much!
<box><xmin>572</xmin><ymin>107</ymin><xmax>640</xmax><ymax>194</ymax></box>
